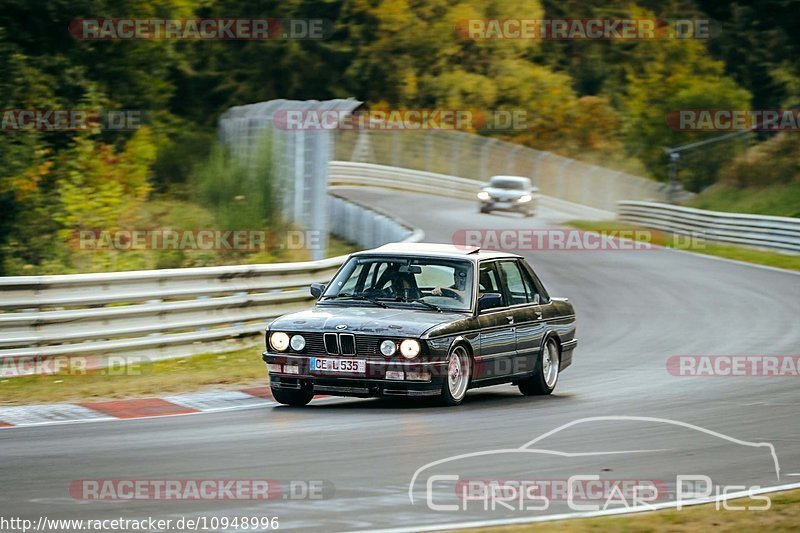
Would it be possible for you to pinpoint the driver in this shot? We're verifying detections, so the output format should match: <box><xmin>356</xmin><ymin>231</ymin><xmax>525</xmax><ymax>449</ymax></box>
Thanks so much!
<box><xmin>431</xmin><ymin>266</ymin><xmax>468</xmax><ymax>300</ymax></box>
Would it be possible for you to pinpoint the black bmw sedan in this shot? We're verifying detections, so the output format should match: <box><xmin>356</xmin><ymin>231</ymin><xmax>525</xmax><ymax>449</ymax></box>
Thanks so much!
<box><xmin>263</xmin><ymin>243</ymin><xmax>577</xmax><ymax>406</ymax></box>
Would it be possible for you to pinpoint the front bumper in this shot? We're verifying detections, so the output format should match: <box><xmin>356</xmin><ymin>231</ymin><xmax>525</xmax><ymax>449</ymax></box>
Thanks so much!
<box><xmin>262</xmin><ymin>352</ymin><xmax>447</xmax><ymax>398</ymax></box>
<box><xmin>479</xmin><ymin>199</ymin><xmax>535</xmax><ymax>212</ymax></box>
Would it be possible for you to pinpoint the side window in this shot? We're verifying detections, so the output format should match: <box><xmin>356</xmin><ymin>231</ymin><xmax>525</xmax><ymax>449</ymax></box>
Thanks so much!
<box><xmin>518</xmin><ymin>263</ymin><xmax>540</xmax><ymax>303</ymax></box>
<box><xmin>520</xmin><ymin>261</ymin><xmax>550</xmax><ymax>303</ymax></box>
<box><xmin>498</xmin><ymin>261</ymin><xmax>529</xmax><ymax>305</ymax></box>
<box><xmin>478</xmin><ymin>262</ymin><xmax>504</xmax><ymax>303</ymax></box>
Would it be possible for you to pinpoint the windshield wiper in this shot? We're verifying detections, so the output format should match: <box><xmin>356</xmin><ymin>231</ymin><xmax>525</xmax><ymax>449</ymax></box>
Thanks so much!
<box><xmin>402</xmin><ymin>297</ymin><xmax>442</xmax><ymax>312</ymax></box>
<box><xmin>322</xmin><ymin>293</ymin><xmax>388</xmax><ymax>308</ymax></box>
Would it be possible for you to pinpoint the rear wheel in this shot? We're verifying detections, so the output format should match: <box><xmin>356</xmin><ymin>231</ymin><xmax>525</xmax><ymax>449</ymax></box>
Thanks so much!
<box><xmin>518</xmin><ymin>339</ymin><xmax>560</xmax><ymax>396</ymax></box>
<box><xmin>271</xmin><ymin>387</ymin><xmax>313</xmax><ymax>406</ymax></box>
<box><xmin>439</xmin><ymin>345</ymin><xmax>470</xmax><ymax>406</ymax></box>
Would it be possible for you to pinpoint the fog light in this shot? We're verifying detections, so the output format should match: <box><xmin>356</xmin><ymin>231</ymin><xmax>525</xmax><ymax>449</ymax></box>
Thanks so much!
<box><xmin>386</xmin><ymin>370</ymin><xmax>404</xmax><ymax>380</ymax></box>
<box><xmin>290</xmin><ymin>334</ymin><xmax>306</xmax><ymax>351</ymax></box>
<box><xmin>406</xmin><ymin>371</ymin><xmax>431</xmax><ymax>381</ymax></box>
<box><xmin>380</xmin><ymin>340</ymin><xmax>397</xmax><ymax>357</ymax></box>
<box><xmin>267</xmin><ymin>363</ymin><xmax>283</xmax><ymax>373</ymax></box>
<box><xmin>284</xmin><ymin>365</ymin><xmax>299</xmax><ymax>375</ymax></box>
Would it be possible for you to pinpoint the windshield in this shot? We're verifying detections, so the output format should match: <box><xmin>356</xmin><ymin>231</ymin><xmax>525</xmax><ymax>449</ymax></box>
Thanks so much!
<box><xmin>488</xmin><ymin>177</ymin><xmax>529</xmax><ymax>190</ymax></box>
<box><xmin>321</xmin><ymin>256</ymin><xmax>474</xmax><ymax>311</ymax></box>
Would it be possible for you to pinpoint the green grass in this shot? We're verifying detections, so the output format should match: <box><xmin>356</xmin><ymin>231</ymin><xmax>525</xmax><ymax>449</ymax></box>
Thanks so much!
<box><xmin>0</xmin><ymin>347</ymin><xmax>268</xmax><ymax>406</ymax></box>
<box><xmin>689</xmin><ymin>182</ymin><xmax>800</xmax><ymax>218</ymax></box>
<box><xmin>567</xmin><ymin>220</ymin><xmax>800</xmax><ymax>271</ymax></box>
<box><xmin>467</xmin><ymin>488</ymin><xmax>800</xmax><ymax>532</ymax></box>
<box><xmin>327</xmin><ymin>235</ymin><xmax>359</xmax><ymax>257</ymax></box>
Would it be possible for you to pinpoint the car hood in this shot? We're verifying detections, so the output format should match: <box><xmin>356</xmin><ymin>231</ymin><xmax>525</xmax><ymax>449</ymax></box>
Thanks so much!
<box><xmin>482</xmin><ymin>186</ymin><xmax>530</xmax><ymax>200</ymax></box>
<box><xmin>269</xmin><ymin>306</ymin><xmax>468</xmax><ymax>337</ymax></box>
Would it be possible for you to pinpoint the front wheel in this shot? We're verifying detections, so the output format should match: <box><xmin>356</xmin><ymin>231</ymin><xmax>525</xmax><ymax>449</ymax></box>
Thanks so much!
<box><xmin>518</xmin><ymin>339</ymin><xmax>560</xmax><ymax>396</ymax></box>
<box><xmin>439</xmin><ymin>345</ymin><xmax>471</xmax><ymax>406</ymax></box>
<box><xmin>271</xmin><ymin>387</ymin><xmax>313</xmax><ymax>406</ymax></box>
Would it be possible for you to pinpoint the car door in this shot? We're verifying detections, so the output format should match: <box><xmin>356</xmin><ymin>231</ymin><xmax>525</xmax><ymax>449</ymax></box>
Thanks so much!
<box><xmin>475</xmin><ymin>261</ymin><xmax>517</xmax><ymax>379</ymax></box>
<box><xmin>497</xmin><ymin>259</ymin><xmax>547</xmax><ymax>377</ymax></box>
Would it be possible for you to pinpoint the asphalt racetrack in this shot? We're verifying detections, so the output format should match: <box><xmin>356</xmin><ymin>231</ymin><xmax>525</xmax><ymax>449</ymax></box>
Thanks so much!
<box><xmin>1</xmin><ymin>188</ymin><xmax>798</xmax><ymax>531</ymax></box>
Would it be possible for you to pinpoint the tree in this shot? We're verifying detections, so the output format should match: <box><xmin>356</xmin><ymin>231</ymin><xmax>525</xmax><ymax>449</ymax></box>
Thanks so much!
<box><xmin>620</xmin><ymin>8</ymin><xmax>751</xmax><ymax>191</ymax></box>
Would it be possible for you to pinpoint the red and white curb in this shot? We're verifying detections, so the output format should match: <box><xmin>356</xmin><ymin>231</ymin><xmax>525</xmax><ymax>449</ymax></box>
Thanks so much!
<box><xmin>0</xmin><ymin>387</ymin><xmax>301</xmax><ymax>428</ymax></box>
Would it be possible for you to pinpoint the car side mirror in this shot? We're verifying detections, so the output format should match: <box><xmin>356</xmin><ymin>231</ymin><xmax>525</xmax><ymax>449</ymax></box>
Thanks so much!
<box><xmin>477</xmin><ymin>292</ymin><xmax>503</xmax><ymax>313</ymax></box>
<box><xmin>310</xmin><ymin>282</ymin><xmax>326</xmax><ymax>298</ymax></box>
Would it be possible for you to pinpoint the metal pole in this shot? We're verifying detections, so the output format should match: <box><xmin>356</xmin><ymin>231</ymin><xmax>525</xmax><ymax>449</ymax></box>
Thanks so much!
<box><xmin>668</xmin><ymin>151</ymin><xmax>680</xmax><ymax>204</ymax></box>
<box><xmin>310</xmin><ymin>130</ymin><xmax>329</xmax><ymax>260</ymax></box>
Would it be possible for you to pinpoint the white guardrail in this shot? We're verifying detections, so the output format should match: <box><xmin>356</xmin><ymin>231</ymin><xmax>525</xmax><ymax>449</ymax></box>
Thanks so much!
<box><xmin>618</xmin><ymin>201</ymin><xmax>800</xmax><ymax>253</ymax></box>
<box><xmin>0</xmin><ymin>190</ymin><xmax>423</xmax><ymax>365</ymax></box>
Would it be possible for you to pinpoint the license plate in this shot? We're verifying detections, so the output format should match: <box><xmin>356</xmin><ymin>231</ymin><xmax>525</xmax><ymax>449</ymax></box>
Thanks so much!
<box><xmin>495</xmin><ymin>201</ymin><xmax>510</xmax><ymax>207</ymax></box>
<box><xmin>309</xmin><ymin>357</ymin><xmax>366</xmax><ymax>374</ymax></box>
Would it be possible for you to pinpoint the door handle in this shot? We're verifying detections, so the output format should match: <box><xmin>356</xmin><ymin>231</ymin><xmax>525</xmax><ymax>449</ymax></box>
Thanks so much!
<box><xmin>506</xmin><ymin>316</ymin><xmax>514</xmax><ymax>324</ymax></box>
<box><xmin>535</xmin><ymin>310</ymin><xmax>542</xmax><ymax>319</ymax></box>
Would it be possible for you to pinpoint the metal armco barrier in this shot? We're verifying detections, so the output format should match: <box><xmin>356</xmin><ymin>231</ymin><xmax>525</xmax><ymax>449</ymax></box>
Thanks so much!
<box><xmin>618</xmin><ymin>201</ymin><xmax>800</xmax><ymax>253</ymax></box>
<box><xmin>0</xmin><ymin>194</ymin><xmax>420</xmax><ymax>364</ymax></box>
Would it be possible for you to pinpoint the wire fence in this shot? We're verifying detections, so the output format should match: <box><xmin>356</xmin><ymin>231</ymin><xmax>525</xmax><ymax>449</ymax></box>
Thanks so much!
<box><xmin>220</xmin><ymin>99</ymin><xmax>677</xmax><ymax>258</ymax></box>
<box><xmin>219</xmin><ymin>99</ymin><xmax>362</xmax><ymax>260</ymax></box>
<box><xmin>333</xmin><ymin>129</ymin><xmax>672</xmax><ymax>212</ymax></box>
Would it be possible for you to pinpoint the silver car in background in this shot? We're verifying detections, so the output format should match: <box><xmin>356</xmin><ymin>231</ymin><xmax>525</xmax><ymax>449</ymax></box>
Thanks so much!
<box><xmin>477</xmin><ymin>175</ymin><xmax>538</xmax><ymax>217</ymax></box>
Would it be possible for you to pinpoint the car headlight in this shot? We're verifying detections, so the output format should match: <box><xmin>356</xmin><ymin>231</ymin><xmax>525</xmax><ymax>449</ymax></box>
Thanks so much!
<box><xmin>269</xmin><ymin>332</ymin><xmax>290</xmax><ymax>352</ymax></box>
<box><xmin>477</xmin><ymin>191</ymin><xmax>490</xmax><ymax>200</ymax></box>
<box><xmin>380</xmin><ymin>340</ymin><xmax>397</xmax><ymax>357</ymax></box>
<box><xmin>518</xmin><ymin>194</ymin><xmax>532</xmax><ymax>203</ymax></box>
<box><xmin>399</xmin><ymin>339</ymin><xmax>421</xmax><ymax>359</ymax></box>
<box><xmin>290</xmin><ymin>334</ymin><xmax>306</xmax><ymax>351</ymax></box>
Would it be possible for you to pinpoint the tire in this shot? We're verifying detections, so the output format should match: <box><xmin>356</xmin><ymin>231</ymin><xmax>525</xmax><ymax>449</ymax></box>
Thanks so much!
<box><xmin>271</xmin><ymin>387</ymin><xmax>313</xmax><ymax>406</ymax></box>
<box><xmin>438</xmin><ymin>345</ymin><xmax>471</xmax><ymax>406</ymax></box>
<box><xmin>480</xmin><ymin>206</ymin><xmax>490</xmax><ymax>214</ymax></box>
<box><xmin>518</xmin><ymin>338</ymin><xmax>560</xmax><ymax>396</ymax></box>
